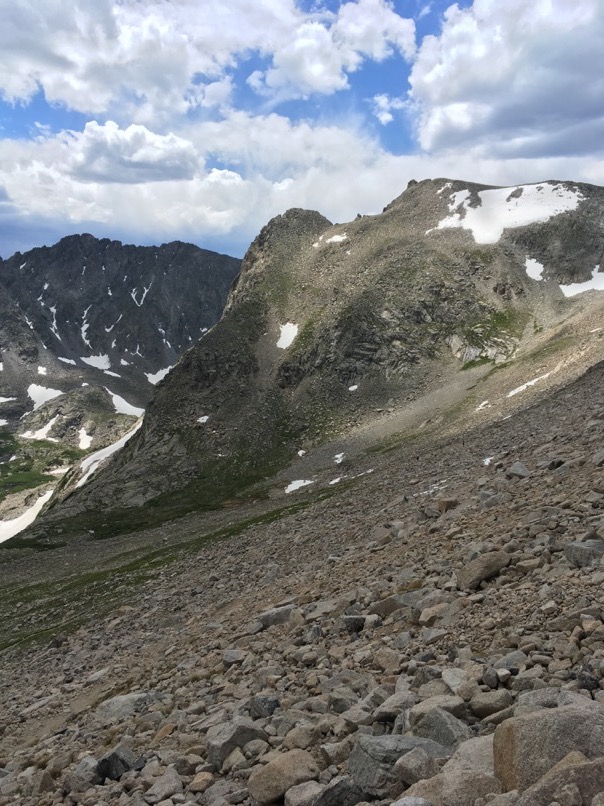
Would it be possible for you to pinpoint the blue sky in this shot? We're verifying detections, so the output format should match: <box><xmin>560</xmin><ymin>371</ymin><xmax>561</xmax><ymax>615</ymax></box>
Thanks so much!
<box><xmin>0</xmin><ymin>0</ymin><xmax>602</xmax><ymax>259</ymax></box>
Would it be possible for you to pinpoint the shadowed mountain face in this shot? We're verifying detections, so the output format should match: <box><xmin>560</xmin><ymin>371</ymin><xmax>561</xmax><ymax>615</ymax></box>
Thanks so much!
<box><xmin>0</xmin><ymin>235</ymin><xmax>241</xmax><ymax>419</ymax></box>
<box><xmin>29</xmin><ymin>178</ymin><xmax>604</xmax><ymax>536</ymax></box>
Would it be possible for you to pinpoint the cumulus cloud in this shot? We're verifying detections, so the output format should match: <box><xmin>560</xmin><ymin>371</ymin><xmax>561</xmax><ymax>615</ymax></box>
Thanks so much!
<box><xmin>372</xmin><ymin>93</ymin><xmax>406</xmax><ymax>125</ymax></box>
<box><xmin>251</xmin><ymin>0</ymin><xmax>415</xmax><ymax>99</ymax></box>
<box><xmin>65</xmin><ymin>121</ymin><xmax>200</xmax><ymax>183</ymax></box>
<box><xmin>409</xmin><ymin>0</ymin><xmax>604</xmax><ymax>157</ymax></box>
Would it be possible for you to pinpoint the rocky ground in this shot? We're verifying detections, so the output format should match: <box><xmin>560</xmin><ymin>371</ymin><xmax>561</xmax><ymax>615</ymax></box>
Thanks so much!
<box><xmin>2</xmin><ymin>358</ymin><xmax>604</xmax><ymax>805</ymax></box>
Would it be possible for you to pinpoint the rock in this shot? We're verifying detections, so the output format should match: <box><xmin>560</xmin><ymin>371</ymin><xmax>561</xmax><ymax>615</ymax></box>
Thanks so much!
<box><xmin>348</xmin><ymin>734</ymin><xmax>450</xmax><ymax>799</ymax></box>
<box><xmin>284</xmin><ymin>780</ymin><xmax>325</xmax><ymax>806</ymax></box>
<box><xmin>223</xmin><ymin>648</ymin><xmax>246</xmax><ymax>665</ymax></box>
<box><xmin>72</xmin><ymin>756</ymin><xmax>102</xmax><ymax>787</ymax></box>
<box><xmin>257</xmin><ymin>605</ymin><xmax>297</xmax><ymax>628</ymax></box>
<box><xmin>144</xmin><ymin>765</ymin><xmax>183</xmax><ymax>804</ymax></box>
<box><xmin>412</xmin><ymin>707</ymin><xmax>473</xmax><ymax>747</ymax></box>
<box><xmin>493</xmin><ymin>704</ymin><xmax>604</xmax><ymax>791</ymax></box>
<box><xmin>97</xmin><ymin>745</ymin><xmax>139</xmax><ymax>781</ymax></box>
<box><xmin>592</xmin><ymin>449</ymin><xmax>604</xmax><ymax>466</ymax></box>
<box><xmin>249</xmin><ymin>694</ymin><xmax>280</xmax><ymax>719</ymax></box>
<box><xmin>564</xmin><ymin>540</ymin><xmax>604</xmax><ymax>568</ymax></box>
<box><xmin>207</xmin><ymin>718</ymin><xmax>268</xmax><ymax>770</ymax></box>
<box><xmin>469</xmin><ymin>689</ymin><xmax>513</xmax><ymax>718</ymax></box>
<box><xmin>373</xmin><ymin>691</ymin><xmax>416</xmax><ymax>722</ymax></box>
<box><xmin>457</xmin><ymin>551</ymin><xmax>510</xmax><ymax>590</ymax></box>
<box><xmin>94</xmin><ymin>691</ymin><xmax>159</xmax><ymax>724</ymax></box>
<box><xmin>507</xmin><ymin>461</ymin><xmax>530</xmax><ymax>479</ymax></box>
<box><xmin>311</xmin><ymin>775</ymin><xmax>365</xmax><ymax>806</ymax></box>
<box><xmin>188</xmin><ymin>772</ymin><xmax>215</xmax><ymax>793</ymax></box>
<box><xmin>516</xmin><ymin>755</ymin><xmax>604</xmax><ymax>806</ymax></box>
<box><xmin>247</xmin><ymin>749</ymin><xmax>320</xmax><ymax>804</ymax></box>
<box><xmin>391</xmin><ymin>799</ymin><xmax>433</xmax><ymax>806</ymax></box>
<box><xmin>393</xmin><ymin>747</ymin><xmax>442</xmax><ymax>786</ymax></box>
<box><xmin>441</xmin><ymin>735</ymin><xmax>494</xmax><ymax>776</ymax></box>
<box><xmin>404</xmin><ymin>768</ymin><xmax>502</xmax><ymax>805</ymax></box>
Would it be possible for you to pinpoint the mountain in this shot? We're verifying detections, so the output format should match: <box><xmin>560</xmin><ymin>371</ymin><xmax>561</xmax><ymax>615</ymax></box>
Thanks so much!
<box><xmin>0</xmin><ymin>234</ymin><xmax>241</xmax><ymax>421</ymax></box>
<box><xmin>33</xmin><ymin>177</ymin><xmax>604</xmax><ymax>539</ymax></box>
<box><xmin>0</xmin><ymin>235</ymin><xmax>240</xmax><ymax>528</ymax></box>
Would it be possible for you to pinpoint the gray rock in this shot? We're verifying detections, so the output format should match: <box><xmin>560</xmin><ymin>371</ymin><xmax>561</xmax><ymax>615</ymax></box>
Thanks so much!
<box><xmin>257</xmin><ymin>604</ymin><xmax>297</xmax><ymax>628</ymax></box>
<box><xmin>348</xmin><ymin>734</ymin><xmax>450</xmax><ymax>798</ymax></box>
<box><xmin>284</xmin><ymin>780</ymin><xmax>324</xmax><ymax>806</ymax></box>
<box><xmin>494</xmin><ymin>704</ymin><xmax>604</xmax><ymax>791</ymax></box>
<box><xmin>412</xmin><ymin>707</ymin><xmax>472</xmax><ymax>748</ymax></box>
<box><xmin>507</xmin><ymin>462</ymin><xmax>530</xmax><ymax>479</ymax></box>
<box><xmin>311</xmin><ymin>775</ymin><xmax>364</xmax><ymax>806</ymax></box>
<box><xmin>391</xmin><ymin>799</ymin><xmax>433</xmax><ymax>806</ymax></box>
<box><xmin>457</xmin><ymin>551</ymin><xmax>510</xmax><ymax>590</ymax></box>
<box><xmin>97</xmin><ymin>746</ymin><xmax>139</xmax><ymax>781</ymax></box>
<box><xmin>592</xmin><ymin>449</ymin><xmax>604</xmax><ymax>466</ymax></box>
<box><xmin>94</xmin><ymin>691</ymin><xmax>159</xmax><ymax>724</ymax></box>
<box><xmin>143</xmin><ymin>765</ymin><xmax>183</xmax><ymax>804</ymax></box>
<box><xmin>249</xmin><ymin>694</ymin><xmax>280</xmax><ymax>719</ymax></box>
<box><xmin>469</xmin><ymin>689</ymin><xmax>513</xmax><ymax>718</ymax></box>
<box><xmin>404</xmin><ymin>768</ymin><xmax>502</xmax><ymax>805</ymax></box>
<box><xmin>564</xmin><ymin>539</ymin><xmax>604</xmax><ymax>568</ymax></box>
<box><xmin>517</xmin><ymin>756</ymin><xmax>604</xmax><ymax>806</ymax></box>
<box><xmin>207</xmin><ymin>718</ymin><xmax>268</xmax><ymax>770</ymax></box>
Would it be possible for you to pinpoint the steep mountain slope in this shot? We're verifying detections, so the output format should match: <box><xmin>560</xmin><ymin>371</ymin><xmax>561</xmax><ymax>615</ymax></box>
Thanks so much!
<box><xmin>32</xmin><ymin>178</ymin><xmax>604</xmax><ymax>537</ymax></box>
<box><xmin>0</xmin><ymin>234</ymin><xmax>241</xmax><ymax>422</ymax></box>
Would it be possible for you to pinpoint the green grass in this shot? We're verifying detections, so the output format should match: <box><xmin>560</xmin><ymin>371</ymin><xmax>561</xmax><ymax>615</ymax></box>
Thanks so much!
<box><xmin>461</xmin><ymin>356</ymin><xmax>494</xmax><ymax>371</ymax></box>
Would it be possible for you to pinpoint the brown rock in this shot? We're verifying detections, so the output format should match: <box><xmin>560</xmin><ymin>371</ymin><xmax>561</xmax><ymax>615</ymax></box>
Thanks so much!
<box><xmin>248</xmin><ymin>750</ymin><xmax>320</xmax><ymax>804</ymax></box>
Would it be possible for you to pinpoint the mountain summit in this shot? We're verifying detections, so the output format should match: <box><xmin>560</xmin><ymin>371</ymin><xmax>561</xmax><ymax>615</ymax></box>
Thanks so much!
<box><xmin>31</xmin><ymin>178</ymin><xmax>604</xmax><ymax>537</ymax></box>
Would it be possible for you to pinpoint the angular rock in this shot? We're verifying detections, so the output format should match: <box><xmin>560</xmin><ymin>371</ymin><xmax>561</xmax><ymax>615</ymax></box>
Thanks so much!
<box><xmin>249</xmin><ymin>694</ymin><xmax>280</xmax><ymax>719</ymax></box>
<box><xmin>564</xmin><ymin>539</ymin><xmax>604</xmax><ymax>568</ymax></box>
<box><xmin>247</xmin><ymin>750</ymin><xmax>320</xmax><ymax>805</ymax></box>
<box><xmin>257</xmin><ymin>605</ymin><xmax>297</xmax><ymax>628</ymax></box>
<box><xmin>412</xmin><ymin>707</ymin><xmax>472</xmax><ymax>748</ymax></box>
<box><xmin>97</xmin><ymin>746</ymin><xmax>139</xmax><ymax>781</ymax></box>
<box><xmin>284</xmin><ymin>780</ymin><xmax>325</xmax><ymax>806</ymax></box>
<box><xmin>348</xmin><ymin>734</ymin><xmax>450</xmax><ymax>799</ymax></box>
<box><xmin>493</xmin><ymin>704</ymin><xmax>604</xmax><ymax>791</ymax></box>
<box><xmin>207</xmin><ymin>718</ymin><xmax>267</xmax><ymax>770</ymax></box>
<box><xmin>507</xmin><ymin>462</ymin><xmax>530</xmax><ymax>479</ymax></box>
<box><xmin>469</xmin><ymin>689</ymin><xmax>513</xmax><ymax>718</ymax></box>
<box><xmin>517</xmin><ymin>755</ymin><xmax>604</xmax><ymax>806</ymax></box>
<box><xmin>311</xmin><ymin>775</ymin><xmax>365</xmax><ymax>806</ymax></box>
<box><xmin>404</xmin><ymin>769</ymin><xmax>502</xmax><ymax>805</ymax></box>
<box><xmin>94</xmin><ymin>691</ymin><xmax>159</xmax><ymax>724</ymax></box>
<box><xmin>144</xmin><ymin>765</ymin><xmax>183</xmax><ymax>804</ymax></box>
<box><xmin>457</xmin><ymin>551</ymin><xmax>510</xmax><ymax>590</ymax></box>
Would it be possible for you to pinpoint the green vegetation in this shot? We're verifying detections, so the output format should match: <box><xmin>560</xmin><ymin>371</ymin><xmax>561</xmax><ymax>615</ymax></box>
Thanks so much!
<box><xmin>461</xmin><ymin>356</ymin><xmax>493</xmax><ymax>371</ymax></box>
<box><xmin>0</xmin><ymin>430</ymin><xmax>87</xmax><ymax>503</ymax></box>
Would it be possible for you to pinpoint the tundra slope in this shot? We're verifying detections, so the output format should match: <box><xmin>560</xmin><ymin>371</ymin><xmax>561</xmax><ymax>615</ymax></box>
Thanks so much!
<box><xmin>36</xmin><ymin>177</ymin><xmax>604</xmax><ymax>537</ymax></box>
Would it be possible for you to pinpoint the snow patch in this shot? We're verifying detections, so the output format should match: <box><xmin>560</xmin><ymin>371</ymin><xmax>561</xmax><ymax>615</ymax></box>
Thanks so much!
<box><xmin>104</xmin><ymin>388</ymin><xmax>144</xmax><ymax>417</ymax></box>
<box><xmin>329</xmin><ymin>477</ymin><xmax>342</xmax><ymax>485</ymax></box>
<box><xmin>507</xmin><ymin>372</ymin><xmax>551</xmax><ymax>398</ymax></box>
<box><xmin>285</xmin><ymin>479</ymin><xmax>314</xmax><ymax>494</ymax></box>
<box><xmin>483</xmin><ymin>456</ymin><xmax>495</xmax><ymax>466</ymax></box>
<box><xmin>131</xmin><ymin>283</ymin><xmax>152</xmax><ymax>307</ymax></box>
<box><xmin>0</xmin><ymin>419</ymin><xmax>7</xmax><ymax>426</ymax></box>
<box><xmin>0</xmin><ymin>490</ymin><xmax>54</xmax><ymax>544</ymax></box>
<box><xmin>146</xmin><ymin>366</ymin><xmax>173</xmax><ymax>385</ymax></box>
<box><xmin>37</xmin><ymin>366</ymin><xmax>47</xmax><ymax>376</ymax></box>
<box><xmin>81</xmin><ymin>306</ymin><xmax>92</xmax><ymax>348</ymax></box>
<box><xmin>120</xmin><ymin>359</ymin><xmax>129</xmax><ymax>366</ymax></box>
<box><xmin>434</xmin><ymin>184</ymin><xmax>584</xmax><ymax>244</ymax></box>
<box><xmin>277</xmin><ymin>323</ymin><xmax>298</xmax><ymax>349</ymax></box>
<box><xmin>0</xmin><ymin>396</ymin><xmax>16</xmax><ymax>404</ymax></box>
<box><xmin>23</xmin><ymin>415</ymin><xmax>60</xmax><ymax>441</ymax></box>
<box><xmin>560</xmin><ymin>266</ymin><xmax>604</xmax><ymax>297</ymax></box>
<box><xmin>297</xmin><ymin>449</ymin><xmax>306</xmax><ymax>457</ymax></box>
<box><xmin>475</xmin><ymin>400</ymin><xmax>491</xmax><ymax>412</ymax></box>
<box><xmin>104</xmin><ymin>370</ymin><xmax>121</xmax><ymax>378</ymax></box>
<box><xmin>78</xmin><ymin>428</ymin><xmax>93</xmax><ymax>449</ymax></box>
<box><xmin>58</xmin><ymin>357</ymin><xmax>76</xmax><ymax>365</ymax></box>
<box><xmin>27</xmin><ymin>384</ymin><xmax>64</xmax><ymax>410</ymax></box>
<box><xmin>76</xmin><ymin>422</ymin><xmax>142</xmax><ymax>488</ymax></box>
<box><xmin>325</xmin><ymin>233</ymin><xmax>348</xmax><ymax>243</ymax></box>
<box><xmin>525</xmin><ymin>258</ymin><xmax>545</xmax><ymax>281</ymax></box>
<box><xmin>334</xmin><ymin>453</ymin><xmax>345</xmax><ymax>464</ymax></box>
<box><xmin>81</xmin><ymin>354</ymin><xmax>111</xmax><ymax>370</ymax></box>
<box><xmin>348</xmin><ymin>384</ymin><xmax>358</xmax><ymax>392</ymax></box>
<box><xmin>197</xmin><ymin>415</ymin><xmax>209</xmax><ymax>424</ymax></box>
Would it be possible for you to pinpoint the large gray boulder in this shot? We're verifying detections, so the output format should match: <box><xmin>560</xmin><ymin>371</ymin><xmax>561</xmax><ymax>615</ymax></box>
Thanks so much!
<box><xmin>517</xmin><ymin>755</ymin><xmax>604</xmax><ymax>805</ymax></box>
<box><xmin>412</xmin><ymin>707</ymin><xmax>473</xmax><ymax>747</ymax></box>
<box><xmin>94</xmin><ymin>691</ymin><xmax>160</xmax><ymax>724</ymax></box>
<box><xmin>348</xmin><ymin>734</ymin><xmax>450</xmax><ymax>799</ymax></box>
<box><xmin>207</xmin><ymin>718</ymin><xmax>268</xmax><ymax>770</ymax></box>
<box><xmin>564</xmin><ymin>539</ymin><xmax>604</xmax><ymax>567</ymax></box>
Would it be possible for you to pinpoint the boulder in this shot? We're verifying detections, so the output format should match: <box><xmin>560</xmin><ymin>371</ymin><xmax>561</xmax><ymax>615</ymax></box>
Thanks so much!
<box><xmin>412</xmin><ymin>707</ymin><xmax>472</xmax><ymax>747</ymax></box>
<box><xmin>493</xmin><ymin>704</ymin><xmax>604</xmax><ymax>791</ymax></box>
<box><xmin>564</xmin><ymin>539</ymin><xmax>604</xmax><ymax>568</ymax></box>
<box><xmin>348</xmin><ymin>734</ymin><xmax>450</xmax><ymax>798</ymax></box>
<box><xmin>143</xmin><ymin>765</ymin><xmax>183</xmax><ymax>804</ymax></box>
<box><xmin>517</xmin><ymin>755</ymin><xmax>604</xmax><ymax>805</ymax></box>
<box><xmin>247</xmin><ymin>750</ymin><xmax>320</xmax><ymax>804</ymax></box>
<box><xmin>404</xmin><ymin>769</ymin><xmax>502</xmax><ymax>805</ymax></box>
<box><xmin>97</xmin><ymin>746</ymin><xmax>139</xmax><ymax>781</ymax></box>
<box><xmin>207</xmin><ymin>718</ymin><xmax>268</xmax><ymax>770</ymax></box>
<box><xmin>94</xmin><ymin>691</ymin><xmax>159</xmax><ymax>724</ymax></box>
<box><xmin>457</xmin><ymin>551</ymin><xmax>510</xmax><ymax>590</ymax></box>
<box><xmin>311</xmin><ymin>775</ymin><xmax>365</xmax><ymax>806</ymax></box>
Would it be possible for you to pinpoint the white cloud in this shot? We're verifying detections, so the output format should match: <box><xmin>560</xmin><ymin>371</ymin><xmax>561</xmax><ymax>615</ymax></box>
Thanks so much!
<box><xmin>66</xmin><ymin>121</ymin><xmax>200</xmax><ymax>183</ymax></box>
<box><xmin>251</xmin><ymin>0</ymin><xmax>415</xmax><ymax>99</ymax></box>
<box><xmin>372</xmin><ymin>93</ymin><xmax>406</xmax><ymax>125</ymax></box>
<box><xmin>409</xmin><ymin>0</ymin><xmax>604</xmax><ymax>157</ymax></box>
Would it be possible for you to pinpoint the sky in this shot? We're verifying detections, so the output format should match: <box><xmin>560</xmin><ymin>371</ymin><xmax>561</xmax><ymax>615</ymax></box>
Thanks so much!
<box><xmin>0</xmin><ymin>0</ymin><xmax>602</xmax><ymax>260</ymax></box>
